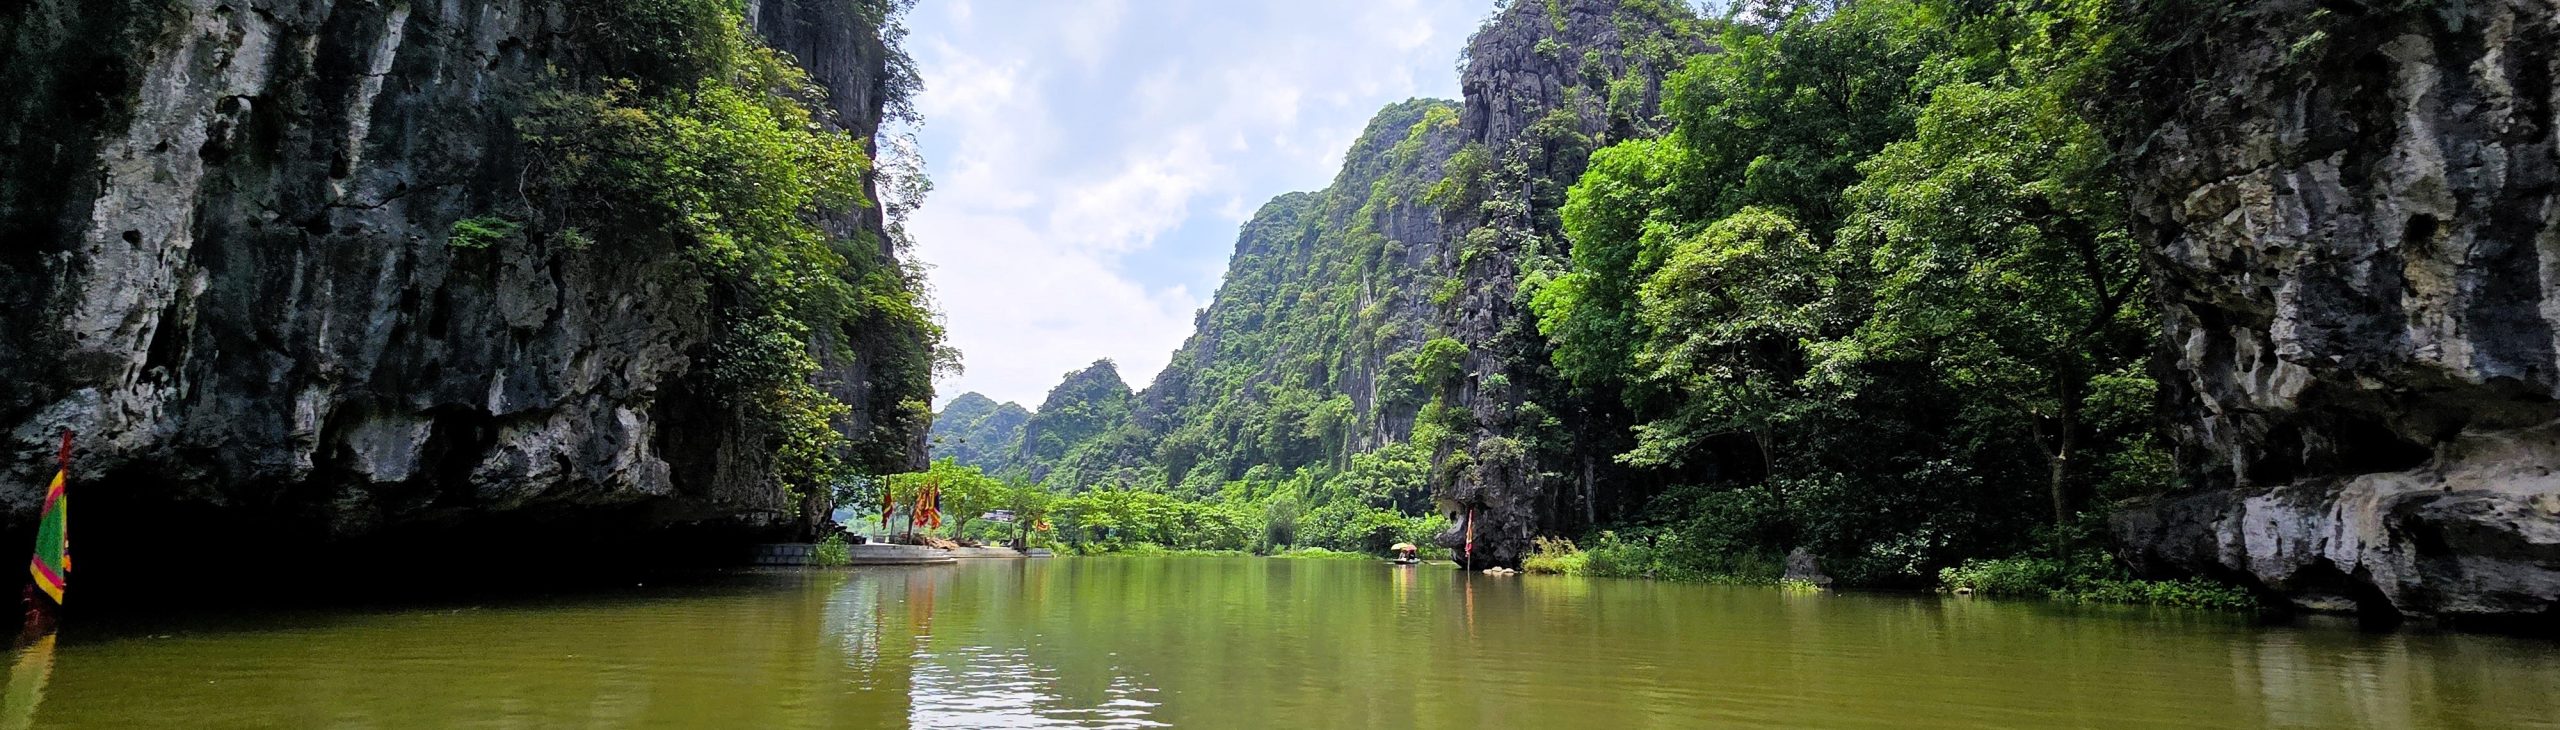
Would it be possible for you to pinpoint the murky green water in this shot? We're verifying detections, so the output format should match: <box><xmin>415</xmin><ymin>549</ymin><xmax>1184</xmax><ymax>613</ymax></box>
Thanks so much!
<box><xmin>6</xmin><ymin>557</ymin><xmax>2557</xmax><ymax>728</ymax></box>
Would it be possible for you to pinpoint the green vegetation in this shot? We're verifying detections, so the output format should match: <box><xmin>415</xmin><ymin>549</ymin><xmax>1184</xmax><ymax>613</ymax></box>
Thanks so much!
<box><xmin>1519</xmin><ymin>0</ymin><xmax>2209</xmax><ymax>591</ymax></box>
<box><xmin>1270</xmin><ymin>547</ymin><xmax>1379</xmax><ymax>561</ymax></box>
<box><xmin>1514</xmin><ymin>532</ymin><xmax>1781</xmax><ymax>583</ymax></box>
<box><xmin>812</xmin><ymin>535</ymin><xmax>853</xmax><ymax>567</ymax></box>
<box><xmin>929</xmin><ymin>393</ymin><xmax>1031</xmax><ymax>472</ymax></box>
<box><xmin>912</xmin><ymin>0</ymin><xmax>2256</xmax><ymax>609</ymax></box>
<box><xmin>1012</xmin><ymin>361</ymin><xmax>1139</xmax><ymax>485</ymax></box>
<box><xmin>1521</xmin><ymin>537</ymin><xmax>1589</xmax><ymax>575</ymax></box>
<box><xmin>1940</xmin><ymin>553</ymin><xmax>2262</xmax><ymax>612</ymax></box>
<box><xmin>445</xmin><ymin>215</ymin><xmax>521</xmax><ymax>249</ymax></box>
<box><xmin>497</xmin><ymin>0</ymin><xmax>945</xmax><ymax>520</ymax></box>
<box><xmin>873</xmin><ymin>459</ymin><xmax>1007</xmax><ymax>540</ymax></box>
<box><xmin>921</xmin><ymin>100</ymin><xmax>1475</xmax><ymax>558</ymax></box>
<box><xmin>1055</xmin><ymin>545</ymin><xmax>1254</xmax><ymax>558</ymax></box>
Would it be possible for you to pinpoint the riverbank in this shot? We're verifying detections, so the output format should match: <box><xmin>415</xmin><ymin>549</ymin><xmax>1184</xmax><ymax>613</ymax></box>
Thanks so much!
<box><xmin>1038</xmin><ymin>542</ymin><xmax>1454</xmax><ymax>561</ymax></box>
<box><xmin>1519</xmin><ymin>534</ymin><xmax>2263</xmax><ymax>613</ymax></box>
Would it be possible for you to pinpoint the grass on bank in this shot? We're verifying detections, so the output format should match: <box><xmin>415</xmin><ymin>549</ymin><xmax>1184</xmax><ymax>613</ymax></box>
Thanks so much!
<box><xmin>1520</xmin><ymin>534</ymin><xmax>1782</xmax><ymax>585</ymax></box>
<box><xmin>1521</xmin><ymin>534</ymin><xmax>2261</xmax><ymax>612</ymax></box>
<box><xmin>1270</xmin><ymin>547</ymin><xmax>1379</xmax><ymax>560</ymax></box>
<box><xmin>1937</xmin><ymin>553</ymin><xmax>2261</xmax><ymax>612</ymax></box>
<box><xmin>814</xmin><ymin>535</ymin><xmax>852</xmax><ymax>566</ymax></box>
<box><xmin>1030</xmin><ymin>541</ymin><xmax>1456</xmax><ymax>560</ymax></box>
<box><xmin>1051</xmin><ymin>543</ymin><xmax>1254</xmax><ymax>558</ymax></box>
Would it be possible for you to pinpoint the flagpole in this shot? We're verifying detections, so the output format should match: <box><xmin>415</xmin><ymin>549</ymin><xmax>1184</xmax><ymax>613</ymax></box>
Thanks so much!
<box><xmin>1464</xmin><ymin>506</ymin><xmax>1475</xmax><ymax>572</ymax></box>
<box><xmin>19</xmin><ymin>429</ymin><xmax>70</xmax><ymax>648</ymax></box>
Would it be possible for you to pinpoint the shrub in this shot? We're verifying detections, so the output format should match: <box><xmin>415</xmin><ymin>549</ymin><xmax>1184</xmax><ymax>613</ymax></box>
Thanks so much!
<box><xmin>447</xmin><ymin>215</ymin><xmax>521</xmax><ymax>249</ymax></box>
<box><xmin>1940</xmin><ymin>552</ymin><xmax>2261</xmax><ymax>612</ymax></box>
<box><xmin>1272</xmin><ymin>547</ymin><xmax>1374</xmax><ymax>560</ymax></box>
<box><xmin>1517</xmin><ymin>531</ymin><xmax>1780</xmax><ymax>583</ymax></box>
<box><xmin>1521</xmin><ymin>537</ymin><xmax>1588</xmax><ymax>575</ymax></box>
<box><xmin>812</xmin><ymin>535</ymin><xmax>851</xmax><ymax>567</ymax></box>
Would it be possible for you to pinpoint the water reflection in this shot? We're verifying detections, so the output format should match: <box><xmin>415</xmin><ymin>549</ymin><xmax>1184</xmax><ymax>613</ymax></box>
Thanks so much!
<box><xmin>910</xmin><ymin>645</ymin><xmax>1165</xmax><ymax>729</ymax></box>
<box><xmin>2</xmin><ymin>634</ymin><xmax>53</xmax><ymax>730</ymax></box>
<box><xmin>820</xmin><ymin>564</ymin><xmax>1170</xmax><ymax>729</ymax></box>
<box><xmin>3</xmin><ymin>560</ymin><xmax>2556</xmax><ymax>729</ymax></box>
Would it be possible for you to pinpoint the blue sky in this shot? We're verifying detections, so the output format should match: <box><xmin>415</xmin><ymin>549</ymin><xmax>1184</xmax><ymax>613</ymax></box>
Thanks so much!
<box><xmin>904</xmin><ymin>0</ymin><xmax>1489</xmax><ymax>408</ymax></box>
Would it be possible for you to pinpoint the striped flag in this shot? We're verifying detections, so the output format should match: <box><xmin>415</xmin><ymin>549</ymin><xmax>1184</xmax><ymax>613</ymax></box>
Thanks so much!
<box><xmin>28</xmin><ymin>431</ymin><xmax>69</xmax><ymax>605</ymax></box>
<box><xmin>931</xmin><ymin>478</ymin><xmax>952</xmax><ymax>525</ymax></box>
<box><xmin>1464</xmin><ymin>507</ymin><xmax>1475</xmax><ymax>566</ymax></box>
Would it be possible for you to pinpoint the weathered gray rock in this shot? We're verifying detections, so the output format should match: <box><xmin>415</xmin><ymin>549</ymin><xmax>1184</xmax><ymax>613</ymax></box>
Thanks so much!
<box><xmin>1434</xmin><ymin>0</ymin><xmax>1708</xmax><ymax>566</ymax></box>
<box><xmin>1784</xmin><ymin>547</ymin><xmax>1833</xmax><ymax>586</ymax></box>
<box><xmin>0</xmin><ymin>1</ymin><xmax>925</xmax><ymax>553</ymax></box>
<box><xmin>2114</xmin><ymin>0</ymin><xmax>2560</xmax><ymax>622</ymax></box>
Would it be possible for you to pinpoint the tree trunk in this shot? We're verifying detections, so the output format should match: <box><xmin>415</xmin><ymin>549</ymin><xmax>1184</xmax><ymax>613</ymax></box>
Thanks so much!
<box><xmin>2046</xmin><ymin>372</ymin><xmax>2082</xmax><ymax>555</ymax></box>
<box><xmin>1756</xmin><ymin>429</ymin><xmax>1785</xmax><ymax>514</ymax></box>
<box><xmin>2048</xmin><ymin>429</ymin><xmax>2073</xmax><ymax>526</ymax></box>
<box><xmin>1581</xmin><ymin>453</ymin><xmax>1596</xmax><ymax>529</ymax></box>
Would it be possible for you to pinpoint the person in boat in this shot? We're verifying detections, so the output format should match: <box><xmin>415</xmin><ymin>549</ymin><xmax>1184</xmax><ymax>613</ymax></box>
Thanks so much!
<box><xmin>1389</xmin><ymin>542</ymin><xmax>1419</xmax><ymax>564</ymax></box>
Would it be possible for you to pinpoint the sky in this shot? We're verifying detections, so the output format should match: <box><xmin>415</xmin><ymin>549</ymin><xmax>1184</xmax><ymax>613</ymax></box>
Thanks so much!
<box><xmin>903</xmin><ymin>0</ymin><xmax>1488</xmax><ymax>409</ymax></box>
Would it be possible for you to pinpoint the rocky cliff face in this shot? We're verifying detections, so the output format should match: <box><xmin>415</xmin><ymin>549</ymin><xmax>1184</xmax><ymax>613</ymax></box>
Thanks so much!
<box><xmin>1434</xmin><ymin>0</ymin><xmax>1708</xmax><ymax>565</ymax></box>
<box><xmin>989</xmin><ymin>1</ymin><xmax>1706</xmax><ymax>565</ymax></box>
<box><xmin>1117</xmin><ymin>99</ymin><xmax>1464</xmax><ymax>491</ymax></box>
<box><xmin>2113</xmin><ymin>0</ymin><xmax>2560</xmax><ymax>623</ymax></box>
<box><xmin>985</xmin><ymin>99</ymin><xmax>1468</xmax><ymax>494</ymax></box>
<box><xmin>0</xmin><ymin>0</ymin><xmax>930</xmax><ymax>577</ymax></box>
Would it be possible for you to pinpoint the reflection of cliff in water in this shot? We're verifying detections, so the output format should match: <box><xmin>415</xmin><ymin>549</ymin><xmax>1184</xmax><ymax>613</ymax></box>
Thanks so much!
<box><xmin>837</xmin><ymin>562</ymin><xmax>1170</xmax><ymax>728</ymax></box>
<box><xmin>10</xmin><ymin>560</ymin><xmax>2560</xmax><ymax>728</ymax></box>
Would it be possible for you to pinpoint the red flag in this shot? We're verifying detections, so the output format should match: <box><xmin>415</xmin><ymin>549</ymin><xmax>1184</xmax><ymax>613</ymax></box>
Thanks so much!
<box><xmin>1464</xmin><ymin>507</ymin><xmax>1475</xmax><ymax>564</ymax></box>
<box><xmin>932</xmin><ymin>484</ymin><xmax>944</xmax><ymax>528</ymax></box>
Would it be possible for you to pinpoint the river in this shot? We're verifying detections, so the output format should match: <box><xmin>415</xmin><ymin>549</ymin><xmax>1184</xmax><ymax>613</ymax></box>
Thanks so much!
<box><xmin>5</xmin><ymin>557</ymin><xmax>2556</xmax><ymax>728</ymax></box>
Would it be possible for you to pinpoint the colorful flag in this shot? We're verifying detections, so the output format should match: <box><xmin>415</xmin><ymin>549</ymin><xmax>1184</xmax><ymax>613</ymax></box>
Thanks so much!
<box><xmin>1463</xmin><ymin>507</ymin><xmax>1475</xmax><ymax>566</ymax></box>
<box><xmin>28</xmin><ymin>431</ymin><xmax>69</xmax><ymax>605</ymax></box>
<box><xmin>881</xmin><ymin>486</ymin><xmax>895</xmax><ymax>529</ymax></box>
<box><xmin>921</xmin><ymin>482</ymin><xmax>941</xmax><ymax>529</ymax></box>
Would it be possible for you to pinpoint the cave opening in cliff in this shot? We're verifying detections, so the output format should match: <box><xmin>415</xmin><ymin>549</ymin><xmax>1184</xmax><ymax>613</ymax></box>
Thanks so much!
<box><xmin>2320</xmin><ymin>414</ymin><xmax>2436</xmax><ymax>476</ymax></box>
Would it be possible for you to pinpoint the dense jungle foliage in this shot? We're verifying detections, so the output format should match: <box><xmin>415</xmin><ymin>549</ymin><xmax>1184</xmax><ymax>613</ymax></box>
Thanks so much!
<box><xmin>487</xmin><ymin>0</ymin><xmax>946</xmax><ymax>516</ymax></box>
<box><xmin>920</xmin><ymin>0</ymin><xmax>2236</xmax><ymax>605</ymax></box>
<box><xmin>1524</xmin><ymin>0</ymin><xmax>2164</xmax><ymax>583</ymax></box>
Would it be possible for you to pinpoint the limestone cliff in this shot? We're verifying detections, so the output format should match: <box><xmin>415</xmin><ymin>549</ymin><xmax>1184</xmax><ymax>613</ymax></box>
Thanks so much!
<box><xmin>1013</xmin><ymin>361</ymin><xmax>1136</xmax><ymax>485</ymax></box>
<box><xmin>1433</xmin><ymin>0</ymin><xmax>1709</xmax><ymax>565</ymax></box>
<box><xmin>2113</xmin><ymin>0</ymin><xmax>2560</xmax><ymax>623</ymax></box>
<box><xmin>1120</xmin><ymin>99</ymin><xmax>1464</xmax><ymax>491</ymax></box>
<box><xmin>928</xmin><ymin>392</ymin><xmax>1029</xmax><ymax>474</ymax></box>
<box><xmin>0</xmin><ymin>0</ymin><xmax>934</xmax><ymax>578</ymax></box>
<box><xmin>988</xmin><ymin>1</ymin><xmax>1707</xmax><ymax>566</ymax></box>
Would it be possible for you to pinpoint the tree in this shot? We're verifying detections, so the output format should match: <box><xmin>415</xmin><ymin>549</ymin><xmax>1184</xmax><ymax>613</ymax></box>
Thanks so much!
<box><xmin>935</xmin><ymin>464</ymin><xmax>1003</xmax><ymax>540</ymax></box>
<box><xmin>1629</xmin><ymin>207</ymin><xmax>1836</xmax><ymax>514</ymax></box>
<box><xmin>884</xmin><ymin>459</ymin><xmax>1002</xmax><ymax>539</ymax></box>
<box><xmin>1830</xmin><ymin>79</ymin><xmax>2150</xmax><ymax>531</ymax></box>
<box><xmin>1003</xmin><ymin>478</ymin><xmax>1057</xmax><ymax>544</ymax></box>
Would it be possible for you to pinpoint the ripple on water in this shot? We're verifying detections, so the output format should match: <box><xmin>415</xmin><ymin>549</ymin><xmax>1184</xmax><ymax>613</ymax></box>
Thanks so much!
<box><xmin>909</xmin><ymin>643</ymin><xmax>1169</xmax><ymax>729</ymax></box>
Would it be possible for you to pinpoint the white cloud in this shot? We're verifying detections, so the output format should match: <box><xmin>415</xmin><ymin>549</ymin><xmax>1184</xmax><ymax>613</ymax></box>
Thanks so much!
<box><xmin>1046</xmin><ymin>133</ymin><xmax>1224</xmax><ymax>253</ymax></box>
<box><xmin>1055</xmin><ymin>0</ymin><xmax>1131</xmax><ymax>70</ymax></box>
<box><xmin>903</xmin><ymin>0</ymin><xmax>1480</xmax><ymax>408</ymax></box>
